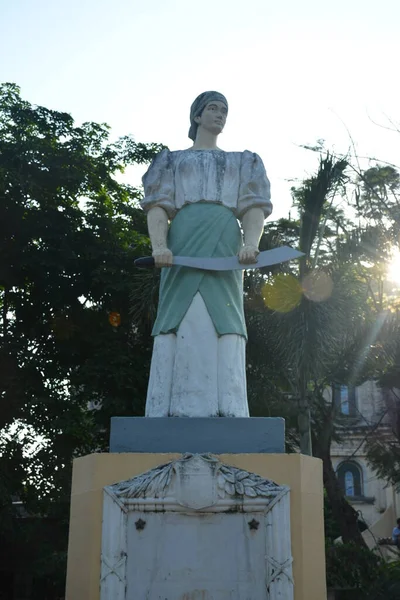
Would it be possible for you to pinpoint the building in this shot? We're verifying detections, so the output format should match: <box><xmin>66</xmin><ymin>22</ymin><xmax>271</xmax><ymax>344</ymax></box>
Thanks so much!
<box><xmin>329</xmin><ymin>380</ymin><xmax>400</xmax><ymax>551</ymax></box>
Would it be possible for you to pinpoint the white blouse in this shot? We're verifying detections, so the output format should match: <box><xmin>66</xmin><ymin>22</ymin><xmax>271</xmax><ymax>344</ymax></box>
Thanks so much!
<box><xmin>141</xmin><ymin>149</ymin><xmax>272</xmax><ymax>220</ymax></box>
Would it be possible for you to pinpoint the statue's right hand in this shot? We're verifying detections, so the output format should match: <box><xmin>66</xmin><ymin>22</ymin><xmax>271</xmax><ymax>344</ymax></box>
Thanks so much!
<box><xmin>152</xmin><ymin>248</ymin><xmax>173</xmax><ymax>268</ymax></box>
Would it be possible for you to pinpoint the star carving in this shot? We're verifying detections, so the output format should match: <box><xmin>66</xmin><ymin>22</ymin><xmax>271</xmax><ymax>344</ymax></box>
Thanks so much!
<box><xmin>248</xmin><ymin>518</ymin><xmax>260</xmax><ymax>531</ymax></box>
<box><xmin>135</xmin><ymin>518</ymin><xmax>146</xmax><ymax>531</ymax></box>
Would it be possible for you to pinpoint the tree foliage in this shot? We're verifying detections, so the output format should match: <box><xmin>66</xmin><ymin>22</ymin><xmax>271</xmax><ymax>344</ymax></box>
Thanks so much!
<box><xmin>345</xmin><ymin>162</ymin><xmax>400</xmax><ymax>493</ymax></box>
<box><xmin>0</xmin><ymin>83</ymin><xmax>163</xmax><ymax>527</ymax></box>
<box><xmin>326</xmin><ymin>543</ymin><xmax>400</xmax><ymax>599</ymax></box>
<box><xmin>243</xmin><ymin>154</ymin><xmax>386</xmax><ymax>545</ymax></box>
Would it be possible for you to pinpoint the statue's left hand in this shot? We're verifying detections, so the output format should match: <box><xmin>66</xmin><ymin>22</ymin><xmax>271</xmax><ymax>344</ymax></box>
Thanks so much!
<box><xmin>238</xmin><ymin>244</ymin><xmax>260</xmax><ymax>264</ymax></box>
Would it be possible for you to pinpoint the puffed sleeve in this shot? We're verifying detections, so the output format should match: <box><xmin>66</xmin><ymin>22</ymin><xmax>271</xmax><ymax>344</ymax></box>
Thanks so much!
<box><xmin>141</xmin><ymin>149</ymin><xmax>176</xmax><ymax>219</ymax></box>
<box><xmin>237</xmin><ymin>151</ymin><xmax>272</xmax><ymax>219</ymax></box>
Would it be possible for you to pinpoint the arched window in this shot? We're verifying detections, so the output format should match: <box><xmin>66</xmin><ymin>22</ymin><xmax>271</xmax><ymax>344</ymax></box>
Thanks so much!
<box><xmin>337</xmin><ymin>461</ymin><xmax>363</xmax><ymax>497</ymax></box>
<box><xmin>344</xmin><ymin>471</ymin><xmax>355</xmax><ymax>496</ymax></box>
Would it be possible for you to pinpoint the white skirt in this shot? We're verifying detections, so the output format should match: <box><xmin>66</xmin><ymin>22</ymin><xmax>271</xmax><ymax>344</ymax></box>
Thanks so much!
<box><xmin>145</xmin><ymin>293</ymin><xmax>249</xmax><ymax>417</ymax></box>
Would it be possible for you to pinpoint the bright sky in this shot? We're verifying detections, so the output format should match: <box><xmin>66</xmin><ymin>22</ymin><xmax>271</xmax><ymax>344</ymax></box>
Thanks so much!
<box><xmin>1</xmin><ymin>0</ymin><xmax>400</xmax><ymax>218</ymax></box>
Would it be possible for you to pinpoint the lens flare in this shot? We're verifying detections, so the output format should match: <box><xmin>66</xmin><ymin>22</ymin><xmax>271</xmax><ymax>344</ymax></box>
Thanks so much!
<box><xmin>302</xmin><ymin>270</ymin><xmax>333</xmax><ymax>302</ymax></box>
<box><xmin>262</xmin><ymin>274</ymin><xmax>302</xmax><ymax>312</ymax></box>
<box><xmin>262</xmin><ymin>270</ymin><xmax>334</xmax><ymax>312</ymax></box>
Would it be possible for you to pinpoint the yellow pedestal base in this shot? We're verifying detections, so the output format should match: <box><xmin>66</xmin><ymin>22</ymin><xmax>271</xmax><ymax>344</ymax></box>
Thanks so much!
<box><xmin>65</xmin><ymin>453</ymin><xmax>327</xmax><ymax>600</ymax></box>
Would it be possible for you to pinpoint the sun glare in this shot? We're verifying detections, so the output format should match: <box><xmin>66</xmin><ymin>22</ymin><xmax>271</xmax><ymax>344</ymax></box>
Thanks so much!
<box><xmin>387</xmin><ymin>249</ymin><xmax>400</xmax><ymax>285</ymax></box>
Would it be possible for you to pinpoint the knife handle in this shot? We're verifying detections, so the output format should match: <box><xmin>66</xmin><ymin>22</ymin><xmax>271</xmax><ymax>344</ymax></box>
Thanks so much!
<box><xmin>134</xmin><ymin>256</ymin><xmax>155</xmax><ymax>268</ymax></box>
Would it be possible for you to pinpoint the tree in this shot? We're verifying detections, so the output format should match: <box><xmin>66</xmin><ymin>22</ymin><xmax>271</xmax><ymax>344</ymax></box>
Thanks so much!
<box><xmin>244</xmin><ymin>153</ymin><xmax>386</xmax><ymax>545</ymax></box>
<box><xmin>339</xmin><ymin>159</ymin><xmax>400</xmax><ymax>491</ymax></box>
<box><xmin>364</xmin><ymin>311</ymin><xmax>400</xmax><ymax>489</ymax></box>
<box><xmin>0</xmin><ymin>83</ymin><xmax>162</xmax><ymax>589</ymax></box>
<box><xmin>246</xmin><ymin>154</ymin><xmax>349</xmax><ymax>455</ymax></box>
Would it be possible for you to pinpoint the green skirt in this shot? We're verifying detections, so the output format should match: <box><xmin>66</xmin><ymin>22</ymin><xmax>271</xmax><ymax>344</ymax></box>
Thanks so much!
<box><xmin>152</xmin><ymin>202</ymin><xmax>247</xmax><ymax>339</ymax></box>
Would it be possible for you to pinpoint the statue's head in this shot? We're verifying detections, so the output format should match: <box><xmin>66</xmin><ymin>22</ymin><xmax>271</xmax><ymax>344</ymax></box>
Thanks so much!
<box><xmin>188</xmin><ymin>91</ymin><xmax>228</xmax><ymax>141</ymax></box>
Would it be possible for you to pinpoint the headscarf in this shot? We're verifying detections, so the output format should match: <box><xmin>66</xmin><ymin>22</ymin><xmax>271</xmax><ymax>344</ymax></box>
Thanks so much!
<box><xmin>188</xmin><ymin>91</ymin><xmax>228</xmax><ymax>141</ymax></box>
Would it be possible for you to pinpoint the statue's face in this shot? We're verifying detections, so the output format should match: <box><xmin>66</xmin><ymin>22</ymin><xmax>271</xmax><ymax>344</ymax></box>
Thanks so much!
<box><xmin>195</xmin><ymin>101</ymin><xmax>228</xmax><ymax>136</ymax></box>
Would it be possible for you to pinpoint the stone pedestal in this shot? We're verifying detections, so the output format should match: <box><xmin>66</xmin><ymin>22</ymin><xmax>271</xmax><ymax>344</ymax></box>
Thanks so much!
<box><xmin>66</xmin><ymin>453</ymin><xmax>327</xmax><ymax>600</ymax></box>
<box><xmin>110</xmin><ymin>417</ymin><xmax>285</xmax><ymax>454</ymax></box>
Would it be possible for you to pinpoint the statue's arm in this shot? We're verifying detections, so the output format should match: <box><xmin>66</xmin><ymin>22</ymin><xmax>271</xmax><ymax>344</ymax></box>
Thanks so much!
<box><xmin>239</xmin><ymin>207</ymin><xmax>265</xmax><ymax>264</ymax></box>
<box><xmin>147</xmin><ymin>206</ymin><xmax>173</xmax><ymax>267</ymax></box>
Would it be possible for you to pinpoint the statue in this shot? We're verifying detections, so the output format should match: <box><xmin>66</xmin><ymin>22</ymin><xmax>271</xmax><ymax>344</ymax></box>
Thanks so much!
<box><xmin>140</xmin><ymin>91</ymin><xmax>272</xmax><ymax>418</ymax></box>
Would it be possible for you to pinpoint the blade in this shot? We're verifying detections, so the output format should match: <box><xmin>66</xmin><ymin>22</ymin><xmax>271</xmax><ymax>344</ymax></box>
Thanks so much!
<box><xmin>172</xmin><ymin>246</ymin><xmax>304</xmax><ymax>271</ymax></box>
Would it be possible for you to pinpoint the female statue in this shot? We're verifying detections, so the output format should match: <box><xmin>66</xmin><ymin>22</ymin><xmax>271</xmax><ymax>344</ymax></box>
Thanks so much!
<box><xmin>141</xmin><ymin>91</ymin><xmax>272</xmax><ymax>418</ymax></box>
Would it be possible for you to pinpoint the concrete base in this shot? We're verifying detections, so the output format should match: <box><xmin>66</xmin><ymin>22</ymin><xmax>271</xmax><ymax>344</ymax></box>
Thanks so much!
<box><xmin>66</xmin><ymin>453</ymin><xmax>327</xmax><ymax>600</ymax></box>
<box><xmin>110</xmin><ymin>416</ymin><xmax>285</xmax><ymax>453</ymax></box>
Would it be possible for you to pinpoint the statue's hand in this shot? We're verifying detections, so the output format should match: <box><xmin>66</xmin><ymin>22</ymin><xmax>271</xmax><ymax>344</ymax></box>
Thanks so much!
<box><xmin>152</xmin><ymin>248</ymin><xmax>173</xmax><ymax>268</ymax></box>
<box><xmin>238</xmin><ymin>244</ymin><xmax>259</xmax><ymax>264</ymax></box>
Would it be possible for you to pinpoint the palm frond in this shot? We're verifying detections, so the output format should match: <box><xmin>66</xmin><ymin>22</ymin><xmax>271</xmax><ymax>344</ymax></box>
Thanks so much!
<box><xmin>296</xmin><ymin>154</ymin><xmax>348</xmax><ymax>260</ymax></box>
<box><xmin>129</xmin><ymin>268</ymin><xmax>160</xmax><ymax>331</ymax></box>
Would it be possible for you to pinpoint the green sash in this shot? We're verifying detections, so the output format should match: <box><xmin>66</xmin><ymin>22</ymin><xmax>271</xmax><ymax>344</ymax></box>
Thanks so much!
<box><xmin>152</xmin><ymin>202</ymin><xmax>247</xmax><ymax>339</ymax></box>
